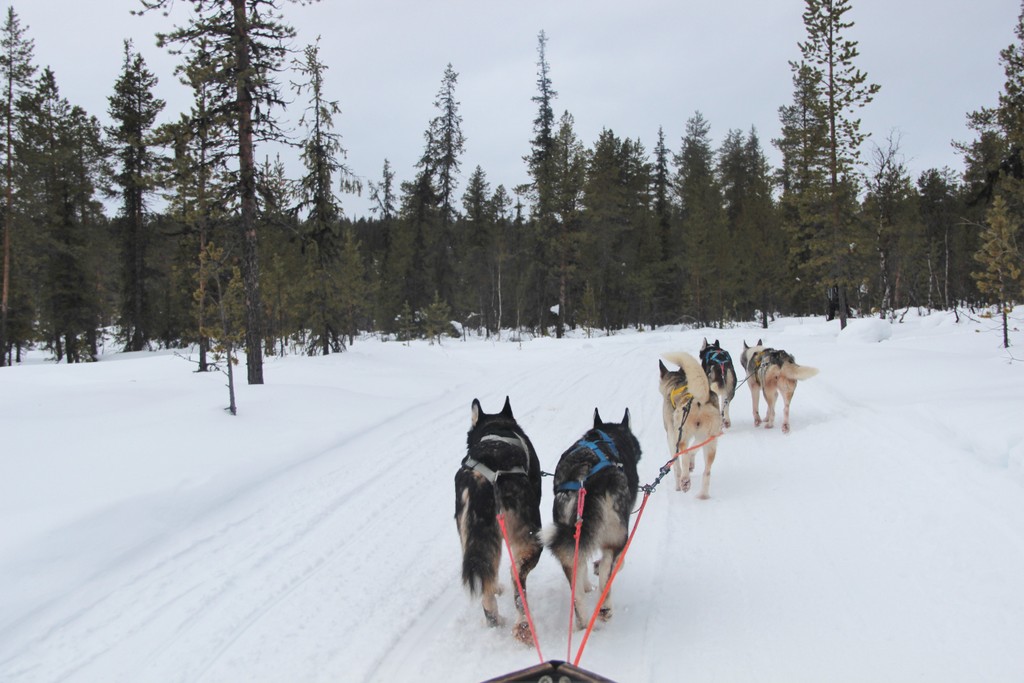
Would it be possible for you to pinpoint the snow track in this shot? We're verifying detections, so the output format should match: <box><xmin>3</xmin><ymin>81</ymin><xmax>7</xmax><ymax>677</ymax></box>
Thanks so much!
<box><xmin>2</xmin><ymin>316</ymin><xmax>1023</xmax><ymax>682</ymax></box>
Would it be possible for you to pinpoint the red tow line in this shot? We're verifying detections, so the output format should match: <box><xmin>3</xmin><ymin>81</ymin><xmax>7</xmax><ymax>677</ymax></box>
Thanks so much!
<box><xmin>572</xmin><ymin>431</ymin><xmax>722</xmax><ymax>668</ymax></box>
<box><xmin>566</xmin><ymin>486</ymin><xmax>587</xmax><ymax>661</ymax></box>
<box><xmin>496</xmin><ymin>512</ymin><xmax>545</xmax><ymax>664</ymax></box>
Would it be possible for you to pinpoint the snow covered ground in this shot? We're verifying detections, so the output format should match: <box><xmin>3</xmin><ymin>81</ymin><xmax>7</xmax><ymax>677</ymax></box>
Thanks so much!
<box><xmin>1</xmin><ymin>310</ymin><xmax>1023</xmax><ymax>683</ymax></box>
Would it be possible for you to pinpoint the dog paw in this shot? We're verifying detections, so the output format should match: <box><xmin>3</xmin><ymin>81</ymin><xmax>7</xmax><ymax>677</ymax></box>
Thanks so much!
<box><xmin>782</xmin><ymin>423</ymin><xmax>790</xmax><ymax>434</ymax></box>
<box><xmin>485</xmin><ymin>611</ymin><xmax>507</xmax><ymax>628</ymax></box>
<box><xmin>679</xmin><ymin>478</ymin><xmax>691</xmax><ymax>493</ymax></box>
<box><xmin>512</xmin><ymin>620</ymin><xmax>533</xmax><ymax>644</ymax></box>
<box><xmin>753</xmin><ymin>416</ymin><xmax>762</xmax><ymax>427</ymax></box>
<box><xmin>724</xmin><ymin>419</ymin><xmax>731</xmax><ymax>429</ymax></box>
<box><xmin>599</xmin><ymin>606</ymin><xmax>613</xmax><ymax>622</ymax></box>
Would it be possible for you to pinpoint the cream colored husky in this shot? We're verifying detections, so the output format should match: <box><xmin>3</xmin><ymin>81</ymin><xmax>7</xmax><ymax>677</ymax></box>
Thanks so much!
<box><xmin>658</xmin><ymin>352</ymin><xmax>723</xmax><ymax>499</ymax></box>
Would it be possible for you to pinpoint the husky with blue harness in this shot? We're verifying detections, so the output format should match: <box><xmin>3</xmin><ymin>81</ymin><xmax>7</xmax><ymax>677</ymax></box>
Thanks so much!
<box><xmin>700</xmin><ymin>338</ymin><xmax>737</xmax><ymax>429</ymax></box>
<box><xmin>544</xmin><ymin>408</ymin><xmax>641</xmax><ymax>630</ymax></box>
<box><xmin>455</xmin><ymin>397</ymin><xmax>543</xmax><ymax>642</ymax></box>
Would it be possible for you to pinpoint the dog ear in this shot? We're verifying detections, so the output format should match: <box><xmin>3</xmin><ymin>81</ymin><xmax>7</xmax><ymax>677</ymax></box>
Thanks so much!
<box><xmin>743</xmin><ymin>340</ymin><xmax>749</xmax><ymax>350</ymax></box>
<box><xmin>756</xmin><ymin>338</ymin><xmax>763</xmax><ymax>347</ymax></box>
<box><xmin>471</xmin><ymin>398</ymin><xmax>482</xmax><ymax>426</ymax></box>
<box><xmin>622</xmin><ymin>407</ymin><xmax>630</xmax><ymax>428</ymax></box>
<box><xmin>500</xmin><ymin>396</ymin><xmax>513</xmax><ymax>418</ymax></box>
<box><xmin>715</xmin><ymin>339</ymin><xmax>720</xmax><ymax>346</ymax></box>
<box><xmin>593</xmin><ymin>408</ymin><xmax>603</xmax><ymax>428</ymax></box>
<box><xmin>658</xmin><ymin>359</ymin><xmax>667</xmax><ymax>378</ymax></box>
<box><xmin>701</xmin><ymin>338</ymin><xmax>708</xmax><ymax>350</ymax></box>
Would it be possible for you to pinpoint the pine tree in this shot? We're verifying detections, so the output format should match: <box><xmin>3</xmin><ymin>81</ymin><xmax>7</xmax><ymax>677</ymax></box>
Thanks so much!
<box><xmin>775</xmin><ymin>61</ymin><xmax>830</xmax><ymax>314</ymax></box>
<box><xmin>550</xmin><ymin>110</ymin><xmax>586</xmax><ymax>337</ymax></box>
<box><xmin>795</xmin><ymin>0</ymin><xmax>880</xmax><ymax>328</ymax></box>
<box><xmin>159</xmin><ymin>34</ymin><xmax>234</xmax><ymax>371</ymax></box>
<box><xmin>336</xmin><ymin>226</ymin><xmax>368</xmax><ymax>346</ymax></box>
<box><xmin>526</xmin><ymin>30</ymin><xmax>557</xmax><ymax>221</ymax></box>
<box><xmin>369</xmin><ymin>158</ymin><xmax>407</xmax><ymax>331</ymax></box>
<box><xmin>17</xmin><ymin>69</ymin><xmax>107</xmax><ymax>362</ymax></box>
<box><xmin>0</xmin><ymin>6</ymin><xmax>35</xmax><ymax>365</ymax></box>
<box><xmin>720</xmin><ymin>128</ymin><xmax>781</xmax><ymax>325</ymax></box>
<box><xmin>107</xmin><ymin>40</ymin><xmax>165</xmax><ymax>352</ymax></box>
<box><xmin>674</xmin><ymin>111</ymin><xmax>726</xmax><ymax>325</ymax></box>
<box><xmin>651</xmin><ymin>126</ymin><xmax>674</xmax><ymax>323</ymax></box>
<box><xmin>525</xmin><ymin>30</ymin><xmax>559</xmax><ymax>333</ymax></box>
<box><xmin>916</xmin><ymin>168</ymin><xmax>968</xmax><ymax>309</ymax></box>
<box><xmin>421</xmin><ymin>64</ymin><xmax>465</xmax><ymax>308</ymax></box>
<box><xmin>291</xmin><ymin>37</ymin><xmax>349</xmax><ymax>355</ymax></box>
<box><xmin>863</xmin><ymin>135</ymin><xmax>922</xmax><ymax>316</ymax></box>
<box><xmin>491</xmin><ymin>183</ymin><xmax>513</xmax><ymax>335</ymax></box>
<box><xmin>973</xmin><ymin>195</ymin><xmax>1022</xmax><ymax>348</ymax></box>
<box><xmin>961</xmin><ymin>0</ymin><xmax>1024</xmax><ymax>317</ymax></box>
<box><xmin>459</xmin><ymin>165</ymin><xmax>494</xmax><ymax>333</ymax></box>
<box><xmin>138</xmin><ymin>0</ymin><xmax>302</xmax><ymax>384</ymax></box>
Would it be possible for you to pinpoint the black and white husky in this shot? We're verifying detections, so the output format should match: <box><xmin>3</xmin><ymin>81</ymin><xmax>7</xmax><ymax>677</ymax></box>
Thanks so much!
<box><xmin>700</xmin><ymin>338</ymin><xmax>737</xmax><ymax>429</ymax></box>
<box><xmin>544</xmin><ymin>408</ymin><xmax>641</xmax><ymax>629</ymax></box>
<box><xmin>455</xmin><ymin>397</ymin><xmax>543</xmax><ymax>642</ymax></box>
<box><xmin>740</xmin><ymin>340</ymin><xmax>819</xmax><ymax>433</ymax></box>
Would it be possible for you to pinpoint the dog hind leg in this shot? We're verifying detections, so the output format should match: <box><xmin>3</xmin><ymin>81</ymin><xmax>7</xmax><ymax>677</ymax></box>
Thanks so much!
<box><xmin>698</xmin><ymin>440</ymin><xmax>717</xmax><ymax>499</ymax></box>
<box><xmin>763</xmin><ymin>378</ymin><xmax>779</xmax><ymax>429</ymax></box>
<box><xmin>673</xmin><ymin>450</ymin><xmax>691</xmax><ymax>492</ymax></box>
<box><xmin>510</xmin><ymin>535</ymin><xmax>542</xmax><ymax>643</ymax></box>
<box><xmin>781</xmin><ymin>379</ymin><xmax>797</xmax><ymax>433</ymax></box>
<box><xmin>749</xmin><ymin>381</ymin><xmax>762</xmax><ymax>427</ymax></box>
<box><xmin>595</xmin><ymin>549</ymin><xmax>617</xmax><ymax>621</ymax></box>
<box><xmin>480</xmin><ymin>573</ymin><xmax>504</xmax><ymax>628</ymax></box>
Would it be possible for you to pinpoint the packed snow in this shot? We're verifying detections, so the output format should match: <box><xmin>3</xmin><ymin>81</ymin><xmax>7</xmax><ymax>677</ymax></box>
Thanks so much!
<box><xmin>1</xmin><ymin>310</ymin><xmax>1023</xmax><ymax>682</ymax></box>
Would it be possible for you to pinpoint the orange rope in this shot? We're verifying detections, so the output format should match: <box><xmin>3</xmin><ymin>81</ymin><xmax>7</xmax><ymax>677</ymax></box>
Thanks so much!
<box><xmin>496</xmin><ymin>512</ymin><xmax>544</xmax><ymax>664</ymax></box>
<box><xmin>566</xmin><ymin>486</ymin><xmax>587</xmax><ymax>661</ymax></box>
<box><xmin>572</xmin><ymin>431</ymin><xmax>722</xmax><ymax>667</ymax></box>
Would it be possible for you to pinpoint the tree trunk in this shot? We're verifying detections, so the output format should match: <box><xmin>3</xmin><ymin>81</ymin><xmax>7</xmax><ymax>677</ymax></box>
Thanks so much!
<box><xmin>1</xmin><ymin>69</ymin><xmax>13</xmax><ymax>367</ymax></box>
<box><xmin>233</xmin><ymin>0</ymin><xmax>263</xmax><ymax>384</ymax></box>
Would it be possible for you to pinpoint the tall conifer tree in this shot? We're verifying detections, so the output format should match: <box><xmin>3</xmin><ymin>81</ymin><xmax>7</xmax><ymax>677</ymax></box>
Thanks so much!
<box><xmin>0</xmin><ymin>7</ymin><xmax>34</xmax><ymax>365</ymax></box>
<box><xmin>291</xmin><ymin>37</ymin><xmax>350</xmax><ymax>354</ymax></box>
<box><xmin>138</xmin><ymin>0</ymin><xmax>302</xmax><ymax>384</ymax></box>
<box><xmin>107</xmin><ymin>40</ymin><xmax>165</xmax><ymax>352</ymax></box>
<box><xmin>794</xmin><ymin>0</ymin><xmax>880</xmax><ymax>328</ymax></box>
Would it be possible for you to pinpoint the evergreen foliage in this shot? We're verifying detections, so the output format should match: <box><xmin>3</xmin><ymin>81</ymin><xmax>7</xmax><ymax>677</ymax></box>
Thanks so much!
<box><xmin>792</xmin><ymin>0</ymin><xmax>880</xmax><ymax>328</ymax></box>
<box><xmin>107</xmin><ymin>40</ymin><xmax>165</xmax><ymax>352</ymax></box>
<box><xmin>973</xmin><ymin>195</ymin><xmax>1022</xmax><ymax>347</ymax></box>
<box><xmin>0</xmin><ymin>0</ymin><xmax>1017</xmax><ymax>371</ymax></box>
<box><xmin>0</xmin><ymin>6</ymin><xmax>34</xmax><ymax>365</ymax></box>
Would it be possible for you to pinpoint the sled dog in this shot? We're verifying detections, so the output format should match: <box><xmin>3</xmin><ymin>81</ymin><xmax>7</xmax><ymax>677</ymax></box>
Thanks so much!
<box><xmin>700</xmin><ymin>338</ymin><xmax>737</xmax><ymax>429</ymax></box>
<box><xmin>659</xmin><ymin>352</ymin><xmax>723</xmax><ymax>499</ymax></box>
<box><xmin>739</xmin><ymin>340</ymin><xmax>819</xmax><ymax>433</ymax></box>
<box><xmin>544</xmin><ymin>408</ymin><xmax>641</xmax><ymax>629</ymax></box>
<box><xmin>454</xmin><ymin>397</ymin><xmax>543</xmax><ymax>642</ymax></box>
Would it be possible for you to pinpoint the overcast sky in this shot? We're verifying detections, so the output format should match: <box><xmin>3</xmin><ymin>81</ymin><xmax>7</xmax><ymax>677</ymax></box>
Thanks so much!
<box><xmin>9</xmin><ymin>0</ymin><xmax>1022</xmax><ymax>218</ymax></box>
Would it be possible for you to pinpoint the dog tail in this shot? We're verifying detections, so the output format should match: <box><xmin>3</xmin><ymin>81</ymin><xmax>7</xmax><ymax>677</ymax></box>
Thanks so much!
<box><xmin>457</xmin><ymin>485</ymin><xmax>501</xmax><ymax>596</ymax></box>
<box><xmin>662</xmin><ymin>352</ymin><xmax>710</xmax><ymax>403</ymax></box>
<box><xmin>462</xmin><ymin>526</ymin><xmax>501</xmax><ymax>596</ymax></box>
<box><xmin>783</xmin><ymin>362</ymin><xmax>819</xmax><ymax>381</ymax></box>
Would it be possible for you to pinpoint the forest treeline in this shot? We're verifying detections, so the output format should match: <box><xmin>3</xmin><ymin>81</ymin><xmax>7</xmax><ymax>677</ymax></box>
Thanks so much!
<box><xmin>1</xmin><ymin>0</ymin><xmax>1022</xmax><ymax>376</ymax></box>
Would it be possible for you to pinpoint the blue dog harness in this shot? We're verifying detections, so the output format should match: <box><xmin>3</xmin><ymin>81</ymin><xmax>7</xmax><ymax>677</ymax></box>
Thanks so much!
<box><xmin>555</xmin><ymin>430</ymin><xmax>622</xmax><ymax>493</ymax></box>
